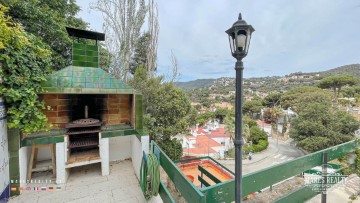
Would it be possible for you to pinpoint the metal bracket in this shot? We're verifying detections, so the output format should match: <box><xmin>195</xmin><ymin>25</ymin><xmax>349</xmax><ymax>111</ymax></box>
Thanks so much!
<box><xmin>234</xmin><ymin>139</ymin><xmax>243</xmax><ymax>146</ymax></box>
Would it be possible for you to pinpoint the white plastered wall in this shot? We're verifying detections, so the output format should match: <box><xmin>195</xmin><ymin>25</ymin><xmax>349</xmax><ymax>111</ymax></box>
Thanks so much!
<box><xmin>109</xmin><ymin>136</ymin><xmax>132</xmax><ymax>161</ymax></box>
<box><xmin>56</xmin><ymin>139</ymin><xmax>68</xmax><ymax>184</ymax></box>
<box><xmin>131</xmin><ymin>135</ymin><xmax>149</xmax><ymax>179</ymax></box>
<box><xmin>18</xmin><ymin>147</ymin><xmax>31</xmax><ymax>188</ymax></box>
<box><xmin>100</xmin><ymin>135</ymin><xmax>109</xmax><ymax>176</ymax></box>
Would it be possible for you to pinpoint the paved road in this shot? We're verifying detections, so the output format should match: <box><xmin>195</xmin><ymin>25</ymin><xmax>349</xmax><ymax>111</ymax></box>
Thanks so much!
<box><xmin>218</xmin><ymin>137</ymin><xmax>305</xmax><ymax>174</ymax></box>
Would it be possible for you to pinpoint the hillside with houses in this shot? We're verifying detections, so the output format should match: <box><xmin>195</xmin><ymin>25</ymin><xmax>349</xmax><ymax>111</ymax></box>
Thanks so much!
<box><xmin>179</xmin><ymin>64</ymin><xmax>360</xmax><ymax>112</ymax></box>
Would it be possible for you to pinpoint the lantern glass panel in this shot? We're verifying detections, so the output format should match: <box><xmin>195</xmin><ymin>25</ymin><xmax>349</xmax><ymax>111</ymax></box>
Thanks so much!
<box><xmin>229</xmin><ymin>35</ymin><xmax>235</xmax><ymax>54</ymax></box>
<box><xmin>245</xmin><ymin>32</ymin><xmax>252</xmax><ymax>53</ymax></box>
<box><xmin>236</xmin><ymin>34</ymin><xmax>246</xmax><ymax>50</ymax></box>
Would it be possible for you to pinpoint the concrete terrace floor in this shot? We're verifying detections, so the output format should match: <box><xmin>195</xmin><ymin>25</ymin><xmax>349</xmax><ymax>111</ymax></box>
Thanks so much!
<box><xmin>9</xmin><ymin>160</ymin><xmax>147</xmax><ymax>203</ymax></box>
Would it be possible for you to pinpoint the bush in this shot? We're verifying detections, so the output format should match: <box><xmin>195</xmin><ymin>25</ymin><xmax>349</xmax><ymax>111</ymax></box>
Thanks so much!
<box><xmin>158</xmin><ymin>138</ymin><xmax>183</xmax><ymax>161</ymax></box>
<box><xmin>355</xmin><ymin>149</ymin><xmax>360</xmax><ymax>177</ymax></box>
<box><xmin>249</xmin><ymin>126</ymin><xmax>268</xmax><ymax>144</ymax></box>
<box><xmin>243</xmin><ymin>140</ymin><xmax>269</xmax><ymax>154</ymax></box>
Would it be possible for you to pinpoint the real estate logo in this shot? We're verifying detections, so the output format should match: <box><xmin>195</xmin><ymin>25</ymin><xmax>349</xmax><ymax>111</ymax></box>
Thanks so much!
<box><xmin>304</xmin><ymin>164</ymin><xmax>348</xmax><ymax>194</ymax></box>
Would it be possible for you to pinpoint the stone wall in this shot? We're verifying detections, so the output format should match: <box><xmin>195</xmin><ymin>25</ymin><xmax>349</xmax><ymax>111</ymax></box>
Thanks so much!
<box><xmin>38</xmin><ymin>94</ymin><xmax>132</xmax><ymax>128</ymax></box>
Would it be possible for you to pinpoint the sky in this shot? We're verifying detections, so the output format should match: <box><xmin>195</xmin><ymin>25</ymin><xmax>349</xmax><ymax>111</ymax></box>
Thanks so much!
<box><xmin>77</xmin><ymin>0</ymin><xmax>360</xmax><ymax>81</ymax></box>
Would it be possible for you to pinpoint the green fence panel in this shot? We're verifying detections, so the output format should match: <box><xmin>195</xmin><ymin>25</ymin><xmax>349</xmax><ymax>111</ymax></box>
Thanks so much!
<box><xmin>159</xmin><ymin>181</ymin><xmax>176</xmax><ymax>203</ymax></box>
<box><xmin>153</xmin><ymin>142</ymin><xmax>205</xmax><ymax>203</ymax></box>
<box><xmin>174</xmin><ymin>156</ymin><xmax>207</xmax><ymax>163</ymax></box>
<box><xmin>202</xmin><ymin>140</ymin><xmax>358</xmax><ymax>202</ymax></box>
<box><xmin>274</xmin><ymin>184</ymin><xmax>319</xmax><ymax>203</ymax></box>
<box><xmin>209</xmin><ymin>157</ymin><xmax>235</xmax><ymax>175</ymax></box>
<box><xmin>198</xmin><ymin>175</ymin><xmax>211</xmax><ymax>187</ymax></box>
<box><xmin>201</xmin><ymin>180</ymin><xmax>235</xmax><ymax>203</ymax></box>
<box><xmin>274</xmin><ymin>172</ymin><xmax>346</xmax><ymax>203</ymax></box>
<box><xmin>198</xmin><ymin>165</ymin><xmax>221</xmax><ymax>184</ymax></box>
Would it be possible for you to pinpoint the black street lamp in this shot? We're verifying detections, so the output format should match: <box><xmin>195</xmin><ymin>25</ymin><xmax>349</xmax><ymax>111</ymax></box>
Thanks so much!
<box><xmin>225</xmin><ymin>13</ymin><xmax>254</xmax><ymax>203</ymax></box>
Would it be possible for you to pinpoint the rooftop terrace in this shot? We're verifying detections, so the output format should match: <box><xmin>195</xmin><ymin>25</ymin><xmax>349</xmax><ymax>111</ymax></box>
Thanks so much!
<box><xmin>8</xmin><ymin>160</ymin><xmax>148</xmax><ymax>203</ymax></box>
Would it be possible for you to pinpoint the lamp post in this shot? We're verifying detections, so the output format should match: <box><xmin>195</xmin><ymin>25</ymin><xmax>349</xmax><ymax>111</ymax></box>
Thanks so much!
<box><xmin>226</xmin><ymin>13</ymin><xmax>254</xmax><ymax>203</ymax></box>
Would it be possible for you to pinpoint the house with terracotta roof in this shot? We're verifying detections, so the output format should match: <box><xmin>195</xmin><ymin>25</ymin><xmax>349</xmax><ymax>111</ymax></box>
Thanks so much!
<box><xmin>181</xmin><ymin>121</ymin><xmax>233</xmax><ymax>158</ymax></box>
<box><xmin>256</xmin><ymin>120</ymin><xmax>272</xmax><ymax>136</ymax></box>
<box><xmin>182</xmin><ymin>135</ymin><xmax>223</xmax><ymax>157</ymax></box>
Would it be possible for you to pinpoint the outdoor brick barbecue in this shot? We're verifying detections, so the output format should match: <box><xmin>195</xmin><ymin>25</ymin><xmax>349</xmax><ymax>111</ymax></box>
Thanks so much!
<box><xmin>15</xmin><ymin>28</ymin><xmax>148</xmax><ymax>185</ymax></box>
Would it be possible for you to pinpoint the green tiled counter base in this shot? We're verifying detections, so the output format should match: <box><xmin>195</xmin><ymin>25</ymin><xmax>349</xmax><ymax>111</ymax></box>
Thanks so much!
<box><xmin>21</xmin><ymin>136</ymin><xmax>64</xmax><ymax>147</ymax></box>
<box><xmin>101</xmin><ymin>129</ymin><xmax>138</xmax><ymax>138</ymax></box>
<box><xmin>8</xmin><ymin>128</ymin><xmax>20</xmax><ymax>196</ymax></box>
<box><xmin>22</xmin><ymin>128</ymin><xmax>143</xmax><ymax>145</ymax></box>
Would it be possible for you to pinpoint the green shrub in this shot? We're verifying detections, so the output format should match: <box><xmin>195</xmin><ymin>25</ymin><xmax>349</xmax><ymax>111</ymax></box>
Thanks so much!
<box><xmin>158</xmin><ymin>138</ymin><xmax>183</xmax><ymax>161</ymax></box>
<box><xmin>249</xmin><ymin>126</ymin><xmax>268</xmax><ymax>144</ymax></box>
<box><xmin>243</xmin><ymin>140</ymin><xmax>269</xmax><ymax>154</ymax></box>
<box><xmin>355</xmin><ymin>149</ymin><xmax>360</xmax><ymax>177</ymax></box>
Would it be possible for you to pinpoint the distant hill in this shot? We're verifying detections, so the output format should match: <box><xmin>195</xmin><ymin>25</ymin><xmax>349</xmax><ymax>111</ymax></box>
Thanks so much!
<box><xmin>319</xmin><ymin>64</ymin><xmax>360</xmax><ymax>78</ymax></box>
<box><xmin>175</xmin><ymin>64</ymin><xmax>360</xmax><ymax>90</ymax></box>
<box><xmin>174</xmin><ymin>79</ymin><xmax>216</xmax><ymax>90</ymax></box>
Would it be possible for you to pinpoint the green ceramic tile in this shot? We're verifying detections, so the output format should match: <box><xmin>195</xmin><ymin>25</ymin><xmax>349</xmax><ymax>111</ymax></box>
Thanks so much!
<box><xmin>73</xmin><ymin>55</ymin><xmax>87</xmax><ymax>61</ymax></box>
<box><xmin>73</xmin><ymin>43</ymin><xmax>86</xmax><ymax>49</ymax></box>
<box><xmin>86</xmin><ymin>56</ymin><xmax>98</xmax><ymax>63</ymax></box>
<box><xmin>72</xmin><ymin>82</ymin><xmax>86</xmax><ymax>88</ymax></box>
<box><xmin>73</xmin><ymin>48</ymin><xmax>86</xmax><ymax>55</ymax></box>
<box><xmin>9</xmin><ymin>157</ymin><xmax>19</xmax><ymax>178</ymax></box>
<box><xmin>86</xmin><ymin>44</ymin><xmax>98</xmax><ymax>51</ymax></box>
<box><xmin>86</xmin><ymin>50</ymin><xmax>98</xmax><ymax>57</ymax></box>
<box><xmin>72</xmin><ymin>77</ymin><xmax>86</xmax><ymax>83</ymax></box>
<box><xmin>86</xmin><ymin>83</ymin><xmax>94</xmax><ymax>88</ymax></box>
<box><xmin>72</xmin><ymin>61</ymin><xmax>82</xmax><ymax>67</ymax></box>
<box><xmin>7</xmin><ymin>128</ymin><xmax>20</xmax><ymax>153</ymax></box>
<box><xmin>87</xmin><ymin>62</ymin><xmax>98</xmax><ymax>67</ymax></box>
<box><xmin>10</xmin><ymin>181</ymin><xmax>20</xmax><ymax>196</ymax></box>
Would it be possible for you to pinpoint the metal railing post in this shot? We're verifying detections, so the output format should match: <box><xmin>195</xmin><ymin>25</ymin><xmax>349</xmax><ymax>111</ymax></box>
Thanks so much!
<box><xmin>321</xmin><ymin>152</ymin><xmax>327</xmax><ymax>203</ymax></box>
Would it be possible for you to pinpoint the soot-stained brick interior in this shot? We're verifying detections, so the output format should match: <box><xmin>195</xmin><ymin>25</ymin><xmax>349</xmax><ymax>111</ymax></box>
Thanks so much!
<box><xmin>39</xmin><ymin>94</ymin><xmax>131</xmax><ymax>128</ymax></box>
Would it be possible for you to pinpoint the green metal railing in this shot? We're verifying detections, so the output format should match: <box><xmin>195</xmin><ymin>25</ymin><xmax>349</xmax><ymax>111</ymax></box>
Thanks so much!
<box><xmin>153</xmin><ymin>140</ymin><xmax>359</xmax><ymax>203</ymax></box>
<box><xmin>152</xmin><ymin>141</ymin><xmax>205</xmax><ymax>203</ymax></box>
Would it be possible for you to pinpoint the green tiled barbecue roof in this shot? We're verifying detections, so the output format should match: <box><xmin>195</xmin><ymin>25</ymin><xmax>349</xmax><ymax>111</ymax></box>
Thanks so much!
<box><xmin>41</xmin><ymin>66</ymin><xmax>138</xmax><ymax>94</ymax></box>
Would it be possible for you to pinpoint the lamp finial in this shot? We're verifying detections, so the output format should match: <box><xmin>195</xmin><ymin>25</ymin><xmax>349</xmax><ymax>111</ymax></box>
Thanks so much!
<box><xmin>238</xmin><ymin>13</ymin><xmax>242</xmax><ymax>20</ymax></box>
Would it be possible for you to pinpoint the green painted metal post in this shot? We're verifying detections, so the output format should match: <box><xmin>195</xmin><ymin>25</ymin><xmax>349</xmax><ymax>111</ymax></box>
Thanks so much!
<box><xmin>321</xmin><ymin>152</ymin><xmax>327</xmax><ymax>203</ymax></box>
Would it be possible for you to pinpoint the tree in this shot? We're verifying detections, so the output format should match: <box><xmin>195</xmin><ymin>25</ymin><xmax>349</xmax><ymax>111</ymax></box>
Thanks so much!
<box><xmin>249</xmin><ymin>126</ymin><xmax>268</xmax><ymax>145</ymax></box>
<box><xmin>243</xmin><ymin>99</ymin><xmax>264</xmax><ymax>118</ymax></box>
<box><xmin>93</xmin><ymin>0</ymin><xmax>158</xmax><ymax>81</ymax></box>
<box><xmin>129</xmin><ymin>32</ymin><xmax>150</xmax><ymax>75</ymax></box>
<box><xmin>185</xmin><ymin>107</ymin><xmax>197</xmax><ymax>127</ymax></box>
<box><xmin>196</xmin><ymin>112</ymin><xmax>215</xmax><ymax>125</ymax></box>
<box><xmin>282</xmin><ymin>115</ymin><xmax>287</xmax><ymax>135</ymax></box>
<box><xmin>214</xmin><ymin>108</ymin><xmax>228</xmax><ymax>124</ymax></box>
<box><xmin>99</xmin><ymin>43</ymin><xmax>112</xmax><ymax>73</ymax></box>
<box><xmin>0</xmin><ymin>4</ymin><xmax>52</xmax><ymax>134</ymax></box>
<box><xmin>145</xmin><ymin>0</ymin><xmax>159</xmax><ymax>77</ymax></box>
<box><xmin>341</xmin><ymin>86</ymin><xmax>360</xmax><ymax>98</ymax></box>
<box><xmin>129</xmin><ymin>66</ymin><xmax>191</xmax><ymax>159</ymax></box>
<box><xmin>290</xmin><ymin>102</ymin><xmax>359</xmax><ymax>152</ymax></box>
<box><xmin>224</xmin><ymin>109</ymin><xmax>254</xmax><ymax>142</ymax></box>
<box><xmin>224</xmin><ymin>109</ymin><xmax>235</xmax><ymax>138</ymax></box>
<box><xmin>263</xmin><ymin>93</ymin><xmax>282</xmax><ymax>107</ymax></box>
<box><xmin>317</xmin><ymin>75</ymin><xmax>358</xmax><ymax>102</ymax></box>
<box><xmin>281</xmin><ymin>86</ymin><xmax>332</xmax><ymax>113</ymax></box>
<box><xmin>1</xmin><ymin>0</ymin><xmax>88</xmax><ymax>69</ymax></box>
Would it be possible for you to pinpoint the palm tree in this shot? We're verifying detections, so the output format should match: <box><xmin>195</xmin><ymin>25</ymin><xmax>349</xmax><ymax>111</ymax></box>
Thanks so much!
<box><xmin>224</xmin><ymin>110</ymin><xmax>250</xmax><ymax>143</ymax></box>
<box><xmin>271</xmin><ymin>105</ymin><xmax>283</xmax><ymax>134</ymax></box>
